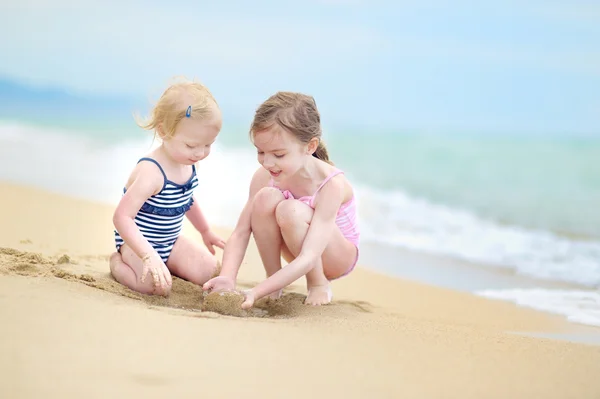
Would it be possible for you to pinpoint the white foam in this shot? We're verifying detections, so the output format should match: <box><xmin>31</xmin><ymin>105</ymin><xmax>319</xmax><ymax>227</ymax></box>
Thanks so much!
<box><xmin>477</xmin><ymin>288</ymin><xmax>600</xmax><ymax>327</ymax></box>
<box><xmin>355</xmin><ymin>185</ymin><xmax>600</xmax><ymax>288</ymax></box>
<box><xmin>0</xmin><ymin>122</ymin><xmax>146</xmax><ymax>204</ymax></box>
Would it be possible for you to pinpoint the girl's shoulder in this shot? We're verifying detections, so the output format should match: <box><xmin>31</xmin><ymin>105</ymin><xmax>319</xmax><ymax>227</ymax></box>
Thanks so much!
<box><xmin>315</xmin><ymin>166</ymin><xmax>354</xmax><ymax>206</ymax></box>
<box><xmin>320</xmin><ymin>163</ymin><xmax>350</xmax><ymax>186</ymax></box>
<box><xmin>123</xmin><ymin>157</ymin><xmax>166</xmax><ymax>196</ymax></box>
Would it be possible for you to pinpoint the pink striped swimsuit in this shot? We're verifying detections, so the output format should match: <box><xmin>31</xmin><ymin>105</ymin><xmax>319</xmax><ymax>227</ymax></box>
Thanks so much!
<box><xmin>270</xmin><ymin>169</ymin><xmax>360</xmax><ymax>276</ymax></box>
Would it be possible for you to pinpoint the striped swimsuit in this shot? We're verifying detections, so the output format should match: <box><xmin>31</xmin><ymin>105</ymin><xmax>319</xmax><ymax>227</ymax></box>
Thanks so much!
<box><xmin>270</xmin><ymin>169</ymin><xmax>360</xmax><ymax>276</ymax></box>
<box><xmin>114</xmin><ymin>158</ymin><xmax>198</xmax><ymax>263</ymax></box>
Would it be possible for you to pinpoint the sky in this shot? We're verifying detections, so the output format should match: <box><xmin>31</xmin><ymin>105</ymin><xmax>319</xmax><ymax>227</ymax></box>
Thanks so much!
<box><xmin>0</xmin><ymin>0</ymin><xmax>598</xmax><ymax>133</ymax></box>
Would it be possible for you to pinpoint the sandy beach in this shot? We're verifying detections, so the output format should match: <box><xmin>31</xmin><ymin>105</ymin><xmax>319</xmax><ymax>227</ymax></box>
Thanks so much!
<box><xmin>1</xmin><ymin>181</ymin><xmax>600</xmax><ymax>398</ymax></box>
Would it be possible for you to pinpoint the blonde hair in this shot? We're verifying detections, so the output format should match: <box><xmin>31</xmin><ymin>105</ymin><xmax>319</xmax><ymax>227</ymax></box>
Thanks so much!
<box><xmin>250</xmin><ymin>91</ymin><xmax>332</xmax><ymax>165</ymax></box>
<box><xmin>136</xmin><ymin>77</ymin><xmax>219</xmax><ymax>140</ymax></box>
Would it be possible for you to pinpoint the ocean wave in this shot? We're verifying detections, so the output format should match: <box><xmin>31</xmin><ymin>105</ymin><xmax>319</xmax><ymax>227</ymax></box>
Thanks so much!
<box><xmin>356</xmin><ymin>185</ymin><xmax>600</xmax><ymax>287</ymax></box>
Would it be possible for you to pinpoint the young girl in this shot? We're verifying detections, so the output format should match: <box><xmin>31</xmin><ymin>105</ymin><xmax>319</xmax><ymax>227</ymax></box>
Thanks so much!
<box><xmin>203</xmin><ymin>91</ymin><xmax>359</xmax><ymax>308</ymax></box>
<box><xmin>111</xmin><ymin>79</ymin><xmax>225</xmax><ymax>296</ymax></box>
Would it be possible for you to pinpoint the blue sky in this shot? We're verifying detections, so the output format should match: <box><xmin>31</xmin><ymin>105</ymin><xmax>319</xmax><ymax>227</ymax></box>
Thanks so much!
<box><xmin>0</xmin><ymin>0</ymin><xmax>598</xmax><ymax>133</ymax></box>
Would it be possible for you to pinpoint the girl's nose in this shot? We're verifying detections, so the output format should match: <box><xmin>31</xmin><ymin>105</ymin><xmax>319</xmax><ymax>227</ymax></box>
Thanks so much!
<box><xmin>195</xmin><ymin>148</ymin><xmax>206</xmax><ymax>159</ymax></box>
<box><xmin>262</xmin><ymin>155</ymin><xmax>274</xmax><ymax>168</ymax></box>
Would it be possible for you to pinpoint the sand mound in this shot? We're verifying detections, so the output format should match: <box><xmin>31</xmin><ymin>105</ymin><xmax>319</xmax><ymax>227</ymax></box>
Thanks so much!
<box><xmin>0</xmin><ymin>246</ymin><xmax>372</xmax><ymax>319</ymax></box>
<box><xmin>0</xmin><ymin>247</ymin><xmax>53</xmax><ymax>276</ymax></box>
<box><xmin>202</xmin><ymin>291</ymin><xmax>257</xmax><ymax>317</ymax></box>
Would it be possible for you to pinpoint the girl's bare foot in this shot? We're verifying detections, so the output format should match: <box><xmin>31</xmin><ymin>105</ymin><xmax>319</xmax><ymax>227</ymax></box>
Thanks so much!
<box><xmin>305</xmin><ymin>284</ymin><xmax>332</xmax><ymax>306</ymax></box>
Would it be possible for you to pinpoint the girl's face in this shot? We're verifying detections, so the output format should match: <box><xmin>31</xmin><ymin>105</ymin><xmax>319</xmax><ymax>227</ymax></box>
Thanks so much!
<box><xmin>162</xmin><ymin>112</ymin><xmax>222</xmax><ymax>165</ymax></box>
<box><xmin>253</xmin><ymin>124</ymin><xmax>317</xmax><ymax>180</ymax></box>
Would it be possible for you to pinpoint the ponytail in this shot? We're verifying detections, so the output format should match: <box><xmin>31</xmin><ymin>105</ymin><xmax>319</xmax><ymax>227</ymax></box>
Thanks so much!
<box><xmin>313</xmin><ymin>140</ymin><xmax>334</xmax><ymax>165</ymax></box>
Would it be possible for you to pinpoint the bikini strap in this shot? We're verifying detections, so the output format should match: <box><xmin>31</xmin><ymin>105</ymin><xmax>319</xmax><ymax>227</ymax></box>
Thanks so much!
<box><xmin>138</xmin><ymin>157</ymin><xmax>167</xmax><ymax>187</ymax></box>
<box><xmin>310</xmin><ymin>169</ymin><xmax>344</xmax><ymax>207</ymax></box>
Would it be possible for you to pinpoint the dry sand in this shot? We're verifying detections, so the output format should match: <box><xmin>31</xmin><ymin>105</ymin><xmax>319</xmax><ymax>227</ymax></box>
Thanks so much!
<box><xmin>1</xmin><ymin>182</ymin><xmax>599</xmax><ymax>398</ymax></box>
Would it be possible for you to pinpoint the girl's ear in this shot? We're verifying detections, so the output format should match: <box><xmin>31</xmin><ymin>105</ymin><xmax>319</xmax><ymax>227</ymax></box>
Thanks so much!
<box><xmin>156</xmin><ymin>123</ymin><xmax>166</xmax><ymax>139</ymax></box>
<box><xmin>307</xmin><ymin>137</ymin><xmax>319</xmax><ymax>155</ymax></box>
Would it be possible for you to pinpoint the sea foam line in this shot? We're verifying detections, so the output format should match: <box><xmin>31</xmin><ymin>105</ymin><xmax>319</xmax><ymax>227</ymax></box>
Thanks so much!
<box><xmin>476</xmin><ymin>288</ymin><xmax>600</xmax><ymax>327</ymax></box>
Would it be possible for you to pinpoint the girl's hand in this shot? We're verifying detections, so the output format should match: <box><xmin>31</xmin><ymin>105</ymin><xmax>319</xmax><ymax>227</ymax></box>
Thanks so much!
<box><xmin>241</xmin><ymin>289</ymin><xmax>255</xmax><ymax>310</ymax></box>
<box><xmin>140</xmin><ymin>253</ymin><xmax>172</xmax><ymax>295</ymax></box>
<box><xmin>202</xmin><ymin>276</ymin><xmax>235</xmax><ymax>293</ymax></box>
<box><xmin>202</xmin><ymin>230</ymin><xmax>226</xmax><ymax>255</ymax></box>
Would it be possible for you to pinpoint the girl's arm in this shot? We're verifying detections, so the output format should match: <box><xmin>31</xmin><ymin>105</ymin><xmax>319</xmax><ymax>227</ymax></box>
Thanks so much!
<box><xmin>112</xmin><ymin>164</ymin><xmax>164</xmax><ymax>261</ymax></box>
<box><xmin>218</xmin><ymin>200</ymin><xmax>252</xmax><ymax>281</ymax></box>
<box><xmin>185</xmin><ymin>197</ymin><xmax>210</xmax><ymax>234</ymax></box>
<box><xmin>247</xmin><ymin>176</ymin><xmax>345</xmax><ymax>301</ymax></box>
<box><xmin>186</xmin><ymin>197</ymin><xmax>225</xmax><ymax>254</ymax></box>
<box><xmin>202</xmin><ymin>168</ymin><xmax>270</xmax><ymax>290</ymax></box>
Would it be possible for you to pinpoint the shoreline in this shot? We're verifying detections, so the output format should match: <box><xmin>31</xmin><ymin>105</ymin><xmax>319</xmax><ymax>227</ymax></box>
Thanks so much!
<box><xmin>359</xmin><ymin>240</ymin><xmax>590</xmax><ymax>293</ymax></box>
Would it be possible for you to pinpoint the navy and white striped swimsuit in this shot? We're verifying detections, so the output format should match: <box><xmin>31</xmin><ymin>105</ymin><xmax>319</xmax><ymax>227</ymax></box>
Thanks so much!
<box><xmin>114</xmin><ymin>157</ymin><xmax>198</xmax><ymax>263</ymax></box>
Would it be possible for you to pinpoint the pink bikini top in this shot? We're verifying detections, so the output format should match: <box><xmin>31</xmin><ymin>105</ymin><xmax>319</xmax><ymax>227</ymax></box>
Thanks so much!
<box><xmin>270</xmin><ymin>169</ymin><xmax>360</xmax><ymax>247</ymax></box>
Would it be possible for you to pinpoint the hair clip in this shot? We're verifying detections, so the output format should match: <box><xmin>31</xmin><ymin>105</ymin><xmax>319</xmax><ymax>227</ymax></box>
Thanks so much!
<box><xmin>185</xmin><ymin>105</ymin><xmax>192</xmax><ymax>118</ymax></box>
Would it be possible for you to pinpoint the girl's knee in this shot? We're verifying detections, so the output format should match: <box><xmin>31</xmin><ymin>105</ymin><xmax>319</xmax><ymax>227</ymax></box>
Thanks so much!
<box><xmin>109</xmin><ymin>252</ymin><xmax>121</xmax><ymax>274</ymax></box>
<box><xmin>109</xmin><ymin>252</ymin><xmax>168</xmax><ymax>296</ymax></box>
<box><xmin>252</xmin><ymin>187</ymin><xmax>285</xmax><ymax>215</ymax></box>
<box><xmin>109</xmin><ymin>252</ymin><xmax>131</xmax><ymax>282</ymax></box>
<box><xmin>275</xmin><ymin>200</ymin><xmax>309</xmax><ymax>229</ymax></box>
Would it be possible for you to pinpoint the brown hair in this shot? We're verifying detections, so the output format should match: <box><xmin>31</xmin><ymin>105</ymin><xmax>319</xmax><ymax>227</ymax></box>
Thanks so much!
<box><xmin>250</xmin><ymin>91</ymin><xmax>332</xmax><ymax>164</ymax></box>
<box><xmin>136</xmin><ymin>77</ymin><xmax>219</xmax><ymax>140</ymax></box>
